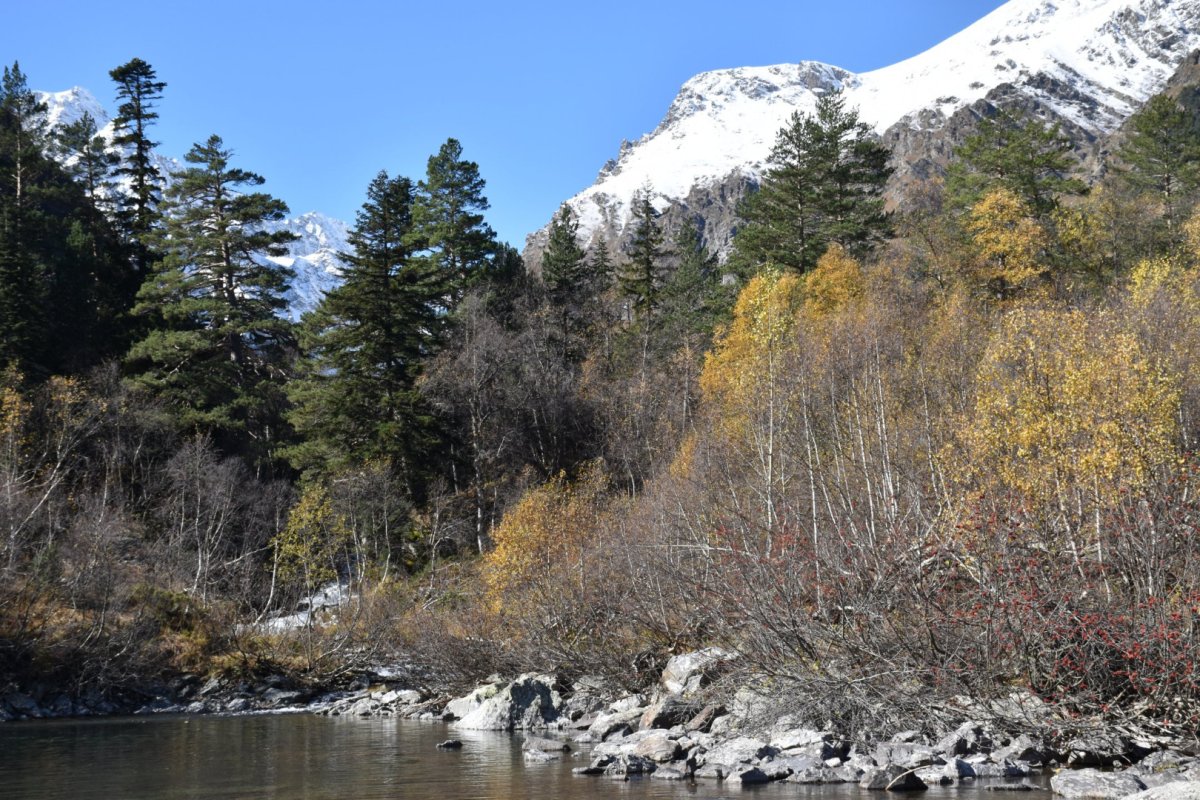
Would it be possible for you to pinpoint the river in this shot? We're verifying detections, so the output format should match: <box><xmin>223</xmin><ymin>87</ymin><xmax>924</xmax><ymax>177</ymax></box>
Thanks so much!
<box><xmin>0</xmin><ymin>713</ymin><xmax>1052</xmax><ymax>799</ymax></box>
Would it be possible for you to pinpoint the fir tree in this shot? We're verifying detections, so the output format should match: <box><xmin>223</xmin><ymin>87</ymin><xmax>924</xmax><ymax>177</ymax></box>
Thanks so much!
<box><xmin>618</xmin><ymin>190</ymin><xmax>666</xmax><ymax>322</ymax></box>
<box><xmin>287</xmin><ymin>171</ymin><xmax>443</xmax><ymax>494</ymax></box>
<box><xmin>730</xmin><ymin>90</ymin><xmax>893</xmax><ymax>275</ymax></box>
<box><xmin>660</xmin><ymin>219</ymin><xmax>730</xmax><ymax>343</ymax></box>
<box><xmin>109</xmin><ymin>57</ymin><xmax>165</xmax><ymax>276</ymax></box>
<box><xmin>127</xmin><ymin>135</ymin><xmax>295</xmax><ymax>465</ymax></box>
<box><xmin>946</xmin><ymin>109</ymin><xmax>1086</xmax><ymax>220</ymax></box>
<box><xmin>1116</xmin><ymin>93</ymin><xmax>1200</xmax><ymax>239</ymax></box>
<box><xmin>412</xmin><ymin>138</ymin><xmax>498</xmax><ymax>305</ymax></box>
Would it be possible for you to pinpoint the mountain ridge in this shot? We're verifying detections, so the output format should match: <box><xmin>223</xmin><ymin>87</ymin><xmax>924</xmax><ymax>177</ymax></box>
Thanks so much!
<box><xmin>525</xmin><ymin>0</ymin><xmax>1200</xmax><ymax>268</ymax></box>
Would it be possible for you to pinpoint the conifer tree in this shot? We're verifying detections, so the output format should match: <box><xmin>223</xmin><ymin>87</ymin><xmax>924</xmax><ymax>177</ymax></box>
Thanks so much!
<box><xmin>1116</xmin><ymin>93</ymin><xmax>1200</xmax><ymax>239</ymax></box>
<box><xmin>412</xmin><ymin>138</ymin><xmax>498</xmax><ymax>305</ymax></box>
<box><xmin>109</xmin><ymin>57</ymin><xmax>165</xmax><ymax>276</ymax></box>
<box><xmin>127</xmin><ymin>135</ymin><xmax>295</xmax><ymax>464</ymax></box>
<box><xmin>288</xmin><ymin>171</ymin><xmax>443</xmax><ymax>493</ymax></box>
<box><xmin>730</xmin><ymin>90</ymin><xmax>892</xmax><ymax>275</ymax></box>
<box><xmin>618</xmin><ymin>191</ymin><xmax>666</xmax><ymax>322</ymax></box>
<box><xmin>946</xmin><ymin>110</ymin><xmax>1086</xmax><ymax>221</ymax></box>
<box><xmin>660</xmin><ymin>219</ymin><xmax>729</xmax><ymax>342</ymax></box>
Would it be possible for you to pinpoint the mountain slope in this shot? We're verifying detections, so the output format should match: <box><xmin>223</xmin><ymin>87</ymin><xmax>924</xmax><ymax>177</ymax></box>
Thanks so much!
<box><xmin>527</xmin><ymin>0</ymin><xmax>1200</xmax><ymax>265</ymax></box>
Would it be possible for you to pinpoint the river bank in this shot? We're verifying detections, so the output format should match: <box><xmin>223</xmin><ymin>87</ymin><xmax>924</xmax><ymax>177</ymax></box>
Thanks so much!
<box><xmin>4</xmin><ymin>647</ymin><xmax>1199</xmax><ymax>798</ymax></box>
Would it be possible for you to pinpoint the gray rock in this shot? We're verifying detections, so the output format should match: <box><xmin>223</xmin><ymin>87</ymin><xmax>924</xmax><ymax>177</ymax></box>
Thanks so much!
<box><xmin>987</xmin><ymin>784</ymin><xmax>1036</xmax><ymax>792</ymax></box>
<box><xmin>651</xmin><ymin>766</ymin><xmax>689</xmax><ymax>781</ymax></box>
<box><xmin>436</xmin><ymin>739</ymin><xmax>463</xmax><ymax>749</ymax></box>
<box><xmin>444</xmin><ymin>682</ymin><xmax>501</xmax><ymax>721</ymax></box>
<box><xmin>994</xmin><ymin>735</ymin><xmax>1051</xmax><ymax>766</ymax></box>
<box><xmin>603</xmin><ymin>754</ymin><xmax>656</xmax><ymax>777</ymax></box>
<box><xmin>1051</xmin><ymin>768</ymin><xmax>1147</xmax><ymax>799</ymax></box>
<box><xmin>632</xmin><ymin>732</ymin><xmax>682</xmax><ymax>763</ymax></box>
<box><xmin>640</xmin><ymin>694</ymin><xmax>698</xmax><ymax>730</ymax></box>
<box><xmin>727</xmin><ymin>766</ymin><xmax>773</xmax><ymax>785</ymax></box>
<box><xmin>874</xmin><ymin>742</ymin><xmax>938</xmax><ymax>769</ymax></box>
<box><xmin>660</xmin><ymin>648</ymin><xmax>734</xmax><ymax>696</ymax></box>
<box><xmin>700</xmin><ymin>735</ymin><xmax>776</xmax><ymax>769</ymax></box>
<box><xmin>588</xmin><ymin>708</ymin><xmax>643</xmax><ymax>740</ymax></box>
<box><xmin>975</xmin><ymin>760</ymin><xmax>1033</xmax><ymax>779</ymax></box>
<box><xmin>1139</xmin><ymin>773</ymin><xmax>1191</xmax><ymax>790</ymax></box>
<box><xmin>455</xmin><ymin>674</ymin><xmax>561</xmax><ymax>731</ymax></box>
<box><xmin>1126</xmin><ymin>786</ymin><xmax>1200</xmax><ymax>800</ymax></box>
<box><xmin>523</xmin><ymin>735</ymin><xmax>571</xmax><ymax>753</ymax></box>
<box><xmin>685</xmin><ymin>703</ymin><xmax>725</xmax><ymax>733</ymax></box>
<box><xmin>937</xmin><ymin>722</ymin><xmax>994</xmax><ymax>757</ymax></box>
<box><xmin>261</xmin><ymin>688</ymin><xmax>303</xmax><ymax>707</ymax></box>
<box><xmin>523</xmin><ymin>749</ymin><xmax>559</xmax><ymax>762</ymax></box>
<box><xmin>225</xmin><ymin>697</ymin><xmax>251</xmax><ymax>712</ymax></box>
<box><xmin>861</xmin><ymin>765</ymin><xmax>929</xmax><ymax>791</ymax></box>
<box><xmin>1139</xmin><ymin>751</ymin><xmax>1193</xmax><ymax>774</ymax></box>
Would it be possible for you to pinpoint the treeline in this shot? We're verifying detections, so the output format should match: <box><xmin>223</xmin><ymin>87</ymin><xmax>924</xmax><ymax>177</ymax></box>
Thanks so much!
<box><xmin>4</xmin><ymin>50</ymin><xmax>1200</xmax><ymax>739</ymax></box>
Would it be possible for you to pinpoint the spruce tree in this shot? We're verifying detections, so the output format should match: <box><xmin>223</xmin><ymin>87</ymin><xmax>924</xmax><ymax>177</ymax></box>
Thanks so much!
<box><xmin>730</xmin><ymin>90</ymin><xmax>892</xmax><ymax>275</ymax></box>
<box><xmin>1116</xmin><ymin>93</ymin><xmax>1200</xmax><ymax>239</ymax></box>
<box><xmin>287</xmin><ymin>171</ymin><xmax>443</xmax><ymax>493</ymax></box>
<box><xmin>946</xmin><ymin>110</ymin><xmax>1086</xmax><ymax>220</ymax></box>
<box><xmin>109</xmin><ymin>57</ymin><xmax>165</xmax><ymax>276</ymax></box>
<box><xmin>618</xmin><ymin>190</ymin><xmax>666</xmax><ymax>322</ymax></box>
<box><xmin>412</xmin><ymin>138</ymin><xmax>498</xmax><ymax>305</ymax></box>
<box><xmin>127</xmin><ymin>135</ymin><xmax>296</xmax><ymax>465</ymax></box>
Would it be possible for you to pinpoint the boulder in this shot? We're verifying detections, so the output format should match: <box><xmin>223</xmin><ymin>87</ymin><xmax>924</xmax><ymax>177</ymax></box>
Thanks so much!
<box><xmin>651</xmin><ymin>766</ymin><xmax>689</xmax><ymax>781</ymax></box>
<box><xmin>1127</xmin><ymin>786</ymin><xmax>1200</xmax><ymax>800</ymax></box>
<box><xmin>660</xmin><ymin>648</ymin><xmax>734</xmax><ymax>696</ymax></box>
<box><xmin>701</xmin><ymin>735</ymin><xmax>776</xmax><ymax>768</ymax></box>
<box><xmin>987</xmin><ymin>785</ymin><xmax>1036</xmax><ymax>792</ymax></box>
<box><xmin>455</xmin><ymin>674</ymin><xmax>562</xmax><ymax>731</ymax></box>
<box><xmin>436</xmin><ymin>739</ymin><xmax>462</xmax><ymax>749</ymax></box>
<box><xmin>874</xmin><ymin>742</ymin><xmax>938</xmax><ymax>769</ymax></box>
<box><xmin>1051</xmin><ymin>768</ymin><xmax>1147</xmax><ymax>799</ymax></box>
<box><xmin>632</xmin><ymin>732</ymin><xmax>682</xmax><ymax>763</ymax></box>
<box><xmin>726</xmin><ymin>766</ymin><xmax>773</xmax><ymax>785</ymax></box>
<box><xmin>685</xmin><ymin>703</ymin><xmax>725</xmax><ymax>733</ymax></box>
<box><xmin>640</xmin><ymin>694</ymin><xmax>699</xmax><ymax>730</ymax></box>
<box><xmin>523</xmin><ymin>735</ymin><xmax>571</xmax><ymax>753</ymax></box>
<box><xmin>861</xmin><ymin>765</ymin><xmax>929</xmax><ymax>791</ymax></box>
<box><xmin>587</xmin><ymin>708</ymin><xmax>644</xmax><ymax>740</ymax></box>
<box><xmin>993</xmin><ymin>734</ymin><xmax>1052</xmax><ymax>766</ymax></box>
<box><xmin>444</xmin><ymin>682</ymin><xmax>501</xmax><ymax>721</ymax></box>
<box><xmin>937</xmin><ymin>722</ymin><xmax>994</xmax><ymax>757</ymax></box>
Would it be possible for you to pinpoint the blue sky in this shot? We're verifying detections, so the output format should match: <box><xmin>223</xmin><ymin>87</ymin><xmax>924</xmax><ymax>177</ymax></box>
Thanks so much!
<box><xmin>5</xmin><ymin>0</ymin><xmax>1007</xmax><ymax>248</ymax></box>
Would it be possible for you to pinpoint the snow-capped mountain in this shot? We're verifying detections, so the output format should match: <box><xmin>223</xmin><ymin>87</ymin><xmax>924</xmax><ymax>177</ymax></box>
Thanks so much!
<box><xmin>36</xmin><ymin>87</ymin><xmax>349</xmax><ymax>318</ymax></box>
<box><xmin>528</xmin><ymin>0</ymin><xmax>1200</xmax><ymax>263</ymax></box>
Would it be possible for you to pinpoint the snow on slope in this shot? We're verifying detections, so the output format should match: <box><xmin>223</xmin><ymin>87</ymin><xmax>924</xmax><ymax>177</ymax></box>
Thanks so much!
<box><xmin>36</xmin><ymin>87</ymin><xmax>349</xmax><ymax>318</ymax></box>
<box><xmin>559</xmin><ymin>0</ymin><xmax>1200</xmax><ymax>242</ymax></box>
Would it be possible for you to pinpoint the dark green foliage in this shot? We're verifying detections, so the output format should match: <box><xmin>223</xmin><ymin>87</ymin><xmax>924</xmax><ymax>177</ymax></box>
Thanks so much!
<box><xmin>1116</xmin><ymin>93</ymin><xmax>1200</xmax><ymax>238</ymax></box>
<box><xmin>413</xmin><ymin>138</ymin><xmax>498</xmax><ymax>304</ymax></box>
<box><xmin>660</xmin><ymin>220</ymin><xmax>732</xmax><ymax>344</ymax></box>
<box><xmin>946</xmin><ymin>109</ymin><xmax>1086</xmax><ymax>219</ymax></box>
<box><xmin>617</xmin><ymin>190</ymin><xmax>666</xmax><ymax>321</ymax></box>
<box><xmin>109</xmin><ymin>58</ymin><xmax>165</xmax><ymax>276</ymax></box>
<box><xmin>0</xmin><ymin>63</ymin><xmax>127</xmax><ymax>375</ymax></box>
<box><xmin>126</xmin><ymin>135</ymin><xmax>296</xmax><ymax>466</ymax></box>
<box><xmin>541</xmin><ymin>204</ymin><xmax>588</xmax><ymax>302</ymax></box>
<box><xmin>288</xmin><ymin>171</ymin><xmax>443</xmax><ymax>496</ymax></box>
<box><xmin>730</xmin><ymin>90</ymin><xmax>893</xmax><ymax>275</ymax></box>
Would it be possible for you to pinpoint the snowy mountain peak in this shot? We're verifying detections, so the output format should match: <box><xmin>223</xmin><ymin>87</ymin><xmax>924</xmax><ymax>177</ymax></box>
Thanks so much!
<box><xmin>37</xmin><ymin>86</ymin><xmax>109</xmax><ymax>131</ymax></box>
<box><xmin>541</xmin><ymin>0</ymin><xmax>1200</xmax><ymax>257</ymax></box>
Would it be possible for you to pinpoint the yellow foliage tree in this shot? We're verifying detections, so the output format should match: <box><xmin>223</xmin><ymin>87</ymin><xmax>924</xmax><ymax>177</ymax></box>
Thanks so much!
<box><xmin>275</xmin><ymin>482</ymin><xmax>352</xmax><ymax>591</ymax></box>
<box><xmin>966</xmin><ymin>188</ymin><xmax>1049</xmax><ymax>297</ymax></box>
<box><xmin>699</xmin><ymin>268</ymin><xmax>804</xmax><ymax>436</ymax></box>
<box><xmin>959</xmin><ymin>306</ymin><xmax>1179</xmax><ymax>517</ymax></box>
<box><xmin>483</xmin><ymin>463</ymin><xmax>609</xmax><ymax>619</ymax></box>
<box><xmin>803</xmin><ymin>244</ymin><xmax>864</xmax><ymax>317</ymax></box>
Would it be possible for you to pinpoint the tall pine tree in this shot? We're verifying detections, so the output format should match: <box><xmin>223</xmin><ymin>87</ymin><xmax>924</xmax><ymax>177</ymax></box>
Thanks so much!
<box><xmin>287</xmin><ymin>171</ymin><xmax>443</xmax><ymax>495</ymax></box>
<box><xmin>412</xmin><ymin>138</ymin><xmax>498</xmax><ymax>305</ymax></box>
<box><xmin>1116</xmin><ymin>93</ymin><xmax>1200</xmax><ymax>240</ymax></box>
<box><xmin>110</xmin><ymin>57</ymin><xmax>165</xmax><ymax>277</ymax></box>
<box><xmin>730</xmin><ymin>90</ymin><xmax>892</xmax><ymax>275</ymax></box>
<box><xmin>127</xmin><ymin>135</ymin><xmax>296</xmax><ymax>466</ymax></box>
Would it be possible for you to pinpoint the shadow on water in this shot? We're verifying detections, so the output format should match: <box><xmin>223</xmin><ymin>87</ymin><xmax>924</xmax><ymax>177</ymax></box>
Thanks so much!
<box><xmin>0</xmin><ymin>714</ymin><xmax>1052</xmax><ymax>800</ymax></box>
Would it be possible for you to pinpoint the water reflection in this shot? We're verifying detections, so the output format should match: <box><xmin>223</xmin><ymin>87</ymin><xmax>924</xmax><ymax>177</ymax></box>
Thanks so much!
<box><xmin>0</xmin><ymin>714</ymin><xmax>1049</xmax><ymax>800</ymax></box>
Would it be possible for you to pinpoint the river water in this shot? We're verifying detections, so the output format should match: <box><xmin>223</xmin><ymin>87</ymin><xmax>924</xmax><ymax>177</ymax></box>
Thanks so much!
<box><xmin>0</xmin><ymin>713</ymin><xmax>1052</xmax><ymax>799</ymax></box>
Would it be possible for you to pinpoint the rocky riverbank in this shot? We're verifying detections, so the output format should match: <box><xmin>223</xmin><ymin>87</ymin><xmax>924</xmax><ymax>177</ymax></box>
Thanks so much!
<box><xmin>4</xmin><ymin>647</ymin><xmax>1200</xmax><ymax>800</ymax></box>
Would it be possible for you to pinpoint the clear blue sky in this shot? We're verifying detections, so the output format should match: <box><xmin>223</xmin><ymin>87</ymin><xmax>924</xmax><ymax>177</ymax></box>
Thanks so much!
<box><xmin>4</xmin><ymin>0</ymin><xmax>1007</xmax><ymax>248</ymax></box>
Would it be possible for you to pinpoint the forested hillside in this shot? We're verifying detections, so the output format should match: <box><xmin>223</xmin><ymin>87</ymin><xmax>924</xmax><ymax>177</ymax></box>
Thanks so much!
<box><xmin>2</xmin><ymin>52</ymin><xmax>1200</xmax><ymax>737</ymax></box>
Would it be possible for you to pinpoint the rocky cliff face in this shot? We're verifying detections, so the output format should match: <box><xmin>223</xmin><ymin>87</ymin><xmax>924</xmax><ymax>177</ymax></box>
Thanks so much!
<box><xmin>525</xmin><ymin>0</ymin><xmax>1200</xmax><ymax>269</ymax></box>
